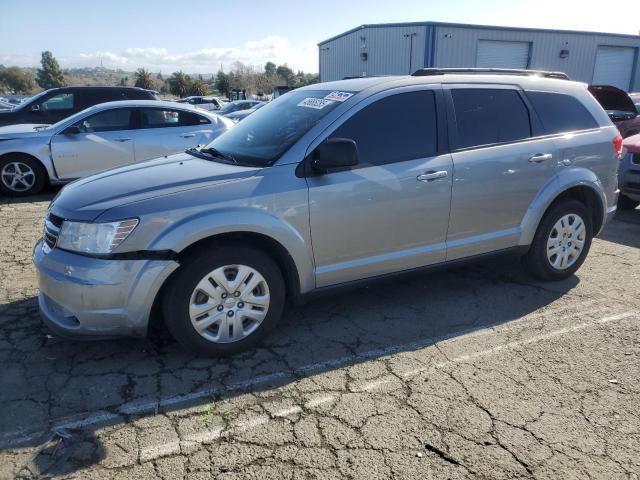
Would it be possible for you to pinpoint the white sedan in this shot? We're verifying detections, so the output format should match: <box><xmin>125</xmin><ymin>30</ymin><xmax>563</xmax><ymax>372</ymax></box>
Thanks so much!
<box><xmin>0</xmin><ymin>100</ymin><xmax>234</xmax><ymax>196</ymax></box>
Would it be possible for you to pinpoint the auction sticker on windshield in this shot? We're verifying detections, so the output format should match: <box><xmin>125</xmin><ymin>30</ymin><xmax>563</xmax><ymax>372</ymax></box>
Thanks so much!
<box><xmin>325</xmin><ymin>91</ymin><xmax>353</xmax><ymax>102</ymax></box>
<box><xmin>298</xmin><ymin>98</ymin><xmax>335</xmax><ymax>109</ymax></box>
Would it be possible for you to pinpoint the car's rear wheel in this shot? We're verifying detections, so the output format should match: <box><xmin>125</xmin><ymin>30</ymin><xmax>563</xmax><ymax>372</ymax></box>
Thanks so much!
<box><xmin>617</xmin><ymin>194</ymin><xmax>639</xmax><ymax>211</ymax></box>
<box><xmin>0</xmin><ymin>155</ymin><xmax>47</xmax><ymax>197</ymax></box>
<box><xmin>162</xmin><ymin>244</ymin><xmax>285</xmax><ymax>356</ymax></box>
<box><xmin>523</xmin><ymin>199</ymin><xmax>593</xmax><ymax>280</ymax></box>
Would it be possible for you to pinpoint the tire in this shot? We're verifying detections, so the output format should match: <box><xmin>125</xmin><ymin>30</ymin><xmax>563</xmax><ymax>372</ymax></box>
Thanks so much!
<box><xmin>523</xmin><ymin>199</ymin><xmax>593</xmax><ymax>281</ymax></box>
<box><xmin>617</xmin><ymin>195</ymin><xmax>639</xmax><ymax>211</ymax></box>
<box><xmin>162</xmin><ymin>244</ymin><xmax>286</xmax><ymax>356</ymax></box>
<box><xmin>0</xmin><ymin>155</ymin><xmax>47</xmax><ymax>197</ymax></box>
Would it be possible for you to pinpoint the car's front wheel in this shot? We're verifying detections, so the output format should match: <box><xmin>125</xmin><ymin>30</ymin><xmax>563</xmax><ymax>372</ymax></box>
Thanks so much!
<box><xmin>523</xmin><ymin>199</ymin><xmax>593</xmax><ymax>280</ymax></box>
<box><xmin>162</xmin><ymin>244</ymin><xmax>285</xmax><ymax>356</ymax></box>
<box><xmin>0</xmin><ymin>155</ymin><xmax>47</xmax><ymax>197</ymax></box>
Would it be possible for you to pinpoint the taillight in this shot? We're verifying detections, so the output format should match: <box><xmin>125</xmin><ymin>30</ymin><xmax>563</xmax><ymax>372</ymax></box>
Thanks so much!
<box><xmin>613</xmin><ymin>134</ymin><xmax>623</xmax><ymax>159</ymax></box>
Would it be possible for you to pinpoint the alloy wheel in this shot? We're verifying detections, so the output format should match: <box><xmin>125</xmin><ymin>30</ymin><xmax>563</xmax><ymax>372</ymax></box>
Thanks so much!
<box><xmin>1</xmin><ymin>161</ymin><xmax>36</xmax><ymax>192</ymax></box>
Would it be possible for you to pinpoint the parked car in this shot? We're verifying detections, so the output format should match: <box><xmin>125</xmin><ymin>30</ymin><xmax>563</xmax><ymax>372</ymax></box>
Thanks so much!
<box><xmin>0</xmin><ymin>100</ymin><xmax>233</xmax><ymax>196</ymax></box>
<box><xmin>0</xmin><ymin>100</ymin><xmax>14</xmax><ymax>111</ymax></box>
<box><xmin>177</xmin><ymin>96</ymin><xmax>224</xmax><ymax>111</ymax></box>
<box><xmin>224</xmin><ymin>102</ymin><xmax>266</xmax><ymax>122</ymax></box>
<box><xmin>619</xmin><ymin>132</ymin><xmax>640</xmax><ymax>210</ymax></box>
<box><xmin>34</xmin><ymin>69</ymin><xmax>620</xmax><ymax>355</ymax></box>
<box><xmin>0</xmin><ymin>86</ymin><xmax>158</xmax><ymax>127</ymax></box>
<box><xmin>217</xmin><ymin>100</ymin><xmax>261</xmax><ymax>117</ymax></box>
<box><xmin>588</xmin><ymin>85</ymin><xmax>640</xmax><ymax>138</ymax></box>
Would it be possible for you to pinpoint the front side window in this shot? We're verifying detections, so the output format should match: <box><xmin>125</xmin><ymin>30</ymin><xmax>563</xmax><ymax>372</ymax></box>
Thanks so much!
<box><xmin>78</xmin><ymin>109</ymin><xmax>132</xmax><ymax>133</ymax></box>
<box><xmin>139</xmin><ymin>109</ymin><xmax>209</xmax><ymax>128</ymax></box>
<box><xmin>41</xmin><ymin>93</ymin><xmax>74</xmax><ymax>111</ymax></box>
<box><xmin>451</xmin><ymin>88</ymin><xmax>531</xmax><ymax>149</ymax></box>
<box><xmin>526</xmin><ymin>91</ymin><xmax>598</xmax><ymax>134</ymax></box>
<box><xmin>330</xmin><ymin>90</ymin><xmax>438</xmax><ymax>166</ymax></box>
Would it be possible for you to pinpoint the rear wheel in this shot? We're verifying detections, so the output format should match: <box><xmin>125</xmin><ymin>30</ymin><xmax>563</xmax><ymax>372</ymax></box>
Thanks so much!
<box><xmin>617</xmin><ymin>195</ymin><xmax>639</xmax><ymax>211</ymax></box>
<box><xmin>0</xmin><ymin>155</ymin><xmax>47</xmax><ymax>197</ymax></box>
<box><xmin>162</xmin><ymin>244</ymin><xmax>285</xmax><ymax>356</ymax></box>
<box><xmin>523</xmin><ymin>199</ymin><xmax>593</xmax><ymax>280</ymax></box>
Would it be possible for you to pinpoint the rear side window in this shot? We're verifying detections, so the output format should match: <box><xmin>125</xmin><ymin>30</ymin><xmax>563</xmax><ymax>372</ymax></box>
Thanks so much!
<box><xmin>451</xmin><ymin>89</ymin><xmax>531</xmax><ymax>149</ymax></box>
<box><xmin>526</xmin><ymin>91</ymin><xmax>598</xmax><ymax>134</ymax></box>
<box><xmin>79</xmin><ymin>108</ymin><xmax>132</xmax><ymax>133</ymax></box>
<box><xmin>140</xmin><ymin>108</ymin><xmax>210</xmax><ymax>128</ymax></box>
<box><xmin>330</xmin><ymin>90</ymin><xmax>438</xmax><ymax>166</ymax></box>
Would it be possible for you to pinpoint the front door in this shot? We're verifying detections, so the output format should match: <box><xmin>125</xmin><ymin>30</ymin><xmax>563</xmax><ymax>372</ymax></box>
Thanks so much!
<box><xmin>51</xmin><ymin>108</ymin><xmax>135</xmax><ymax>179</ymax></box>
<box><xmin>306</xmin><ymin>88</ymin><xmax>453</xmax><ymax>287</ymax></box>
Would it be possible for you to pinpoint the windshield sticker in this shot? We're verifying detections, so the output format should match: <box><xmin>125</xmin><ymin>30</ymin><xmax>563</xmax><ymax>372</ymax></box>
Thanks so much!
<box><xmin>324</xmin><ymin>91</ymin><xmax>353</xmax><ymax>102</ymax></box>
<box><xmin>297</xmin><ymin>98</ymin><xmax>335</xmax><ymax>109</ymax></box>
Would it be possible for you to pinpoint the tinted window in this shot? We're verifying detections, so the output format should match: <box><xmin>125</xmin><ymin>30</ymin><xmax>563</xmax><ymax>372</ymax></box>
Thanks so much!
<box><xmin>330</xmin><ymin>90</ymin><xmax>438</xmax><ymax>166</ymax></box>
<box><xmin>451</xmin><ymin>89</ymin><xmax>531</xmax><ymax>149</ymax></box>
<box><xmin>140</xmin><ymin>108</ymin><xmax>210</xmax><ymax>128</ymax></box>
<box><xmin>41</xmin><ymin>93</ymin><xmax>74</xmax><ymax>111</ymax></box>
<box><xmin>78</xmin><ymin>108</ymin><xmax>132</xmax><ymax>133</ymax></box>
<box><xmin>527</xmin><ymin>91</ymin><xmax>598</xmax><ymax>134</ymax></box>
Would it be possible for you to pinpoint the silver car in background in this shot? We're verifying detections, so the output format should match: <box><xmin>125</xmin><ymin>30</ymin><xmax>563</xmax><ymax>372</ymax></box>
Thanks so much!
<box><xmin>0</xmin><ymin>100</ymin><xmax>233</xmax><ymax>196</ymax></box>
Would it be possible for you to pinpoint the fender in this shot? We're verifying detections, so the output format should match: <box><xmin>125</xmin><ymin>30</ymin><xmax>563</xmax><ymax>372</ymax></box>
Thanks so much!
<box><xmin>146</xmin><ymin>206</ymin><xmax>316</xmax><ymax>293</ymax></box>
<box><xmin>519</xmin><ymin>167</ymin><xmax>607</xmax><ymax>245</ymax></box>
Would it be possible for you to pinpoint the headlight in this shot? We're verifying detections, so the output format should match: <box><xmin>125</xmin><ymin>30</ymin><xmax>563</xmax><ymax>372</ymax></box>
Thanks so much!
<box><xmin>57</xmin><ymin>218</ymin><xmax>139</xmax><ymax>254</ymax></box>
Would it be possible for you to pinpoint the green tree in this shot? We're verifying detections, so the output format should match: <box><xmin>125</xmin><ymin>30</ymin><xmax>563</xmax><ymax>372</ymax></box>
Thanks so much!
<box><xmin>214</xmin><ymin>70</ymin><xmax>229</xmax><ymax>97</ymax></box>
<box><xmin>264</xmin><ymin>61</ymin><xmax>276</xmax><ymax>76</ymax></box>
<box><xmin>188</xmin><ymin>79</ymin><xmax>209</xmax><ymax>96</ymax></box>
<box><xmin>134</xmin><ymin>68</ymin><xmax>155</xmax><ymax>90</ymax></box>
<box><xmin>0</xmin><ymin>67</ymin><xmax>34</xmax><ymax>93</ymax></box>
<box><xmin>168</xmin><ymin>71</ymin><xmax>191</xmax><ymax>98</ymax></box>
<box><xmin>36</xmin><ymin>51</ymin><xmax>65</xmax><ymax>89</ymax></box>
<box><xmin>276</xmin><ymin>64</ymin><xmax>295</xmax><ymax>86</ymax></box>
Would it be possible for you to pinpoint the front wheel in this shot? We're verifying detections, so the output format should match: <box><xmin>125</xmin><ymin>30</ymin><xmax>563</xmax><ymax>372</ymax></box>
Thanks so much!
<box><xmin>162</xmin><ymin>244</ymin><xmax>285</xmax><ymax>356</ymax></box>
<box><xmin>0</xmin><ymin>155</ymin><xmax>47</xmax><ymax>197</ymax></box>
<box><xmin>523</xmin><ymin>199</ymin><xmax>593</xmax><ymax>281</ymax></box>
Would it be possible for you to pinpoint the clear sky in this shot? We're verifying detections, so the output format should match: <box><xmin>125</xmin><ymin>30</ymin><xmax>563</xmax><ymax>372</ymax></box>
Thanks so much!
<box><xmin>1</xmin><ymin>0</ymin><xmax>638</xmax><ymax>73</ymax></box>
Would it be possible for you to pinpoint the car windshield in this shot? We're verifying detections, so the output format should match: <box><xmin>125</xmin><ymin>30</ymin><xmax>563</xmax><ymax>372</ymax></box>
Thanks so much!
<box><xmin>202</xmin><ymin>90</ymin><xmax>351</xmax><ymax>166</ymax></box>
<box><xmin>13</xmin><ymin>90</ymin><xmax>49</xmax><ymax>111</ymax></box>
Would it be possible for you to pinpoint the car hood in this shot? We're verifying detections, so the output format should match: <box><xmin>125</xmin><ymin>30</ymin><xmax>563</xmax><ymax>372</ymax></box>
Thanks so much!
<box><xmin>588</xmin><ymin>85</ymin><xmax>638</xmax><ymax>114</ymax></box>
<box><xmin>623</xmin><ymin>132</ymin><xmax>640</xmax><ymax>154</ymax></box>
<box><xmin>0</xmin><ymin>123</ymin><xmax>52</xmax><ymax>139</ymax></box>
<box><xmin>51</xmin><ymin>152</ymin><xmax>262</xmax><ymax>221</ymax></box>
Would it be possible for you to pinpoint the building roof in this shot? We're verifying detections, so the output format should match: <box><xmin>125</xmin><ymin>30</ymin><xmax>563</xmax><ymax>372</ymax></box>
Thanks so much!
<box><xmin>318</xmin><ymin>21</ymin><xmax>640</xmax><ymax>46</ymax></box>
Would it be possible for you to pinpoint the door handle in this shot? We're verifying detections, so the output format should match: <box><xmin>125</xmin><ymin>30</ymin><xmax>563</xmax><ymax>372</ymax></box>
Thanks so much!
<box><xmin>528</xmin><ymin>153</ymin><xmax>552</xmax><ymax>163</ymax></box>
<box><xmin>417</xmin><ymin>170</ymin><xmax>448</xmax><ymax>182</ymax></box>
<box><xmin>181</xmin><ymin>133</ymin><xmax>196</xmax><ymax>138</ymax></box>
<box><xmin>114</xmin><ymin>137</ymin><xmax>132</xmax><ymax>142</ymax></box>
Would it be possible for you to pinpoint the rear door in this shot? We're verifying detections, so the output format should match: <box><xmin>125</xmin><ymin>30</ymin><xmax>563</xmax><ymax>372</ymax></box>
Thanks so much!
<box><xmin>50</xmin><ymin>107</ymin><xmax>136</xmax><ymax>179</ymax></box>
<box><xmin>132</xmin><ymin>107</ymin><xmax>216</xmax><ymax>160</ymax></box>
<box><xmin>445</xmin><ymin>85</ymin><xmax>559</xmax><ymax>260</ymax></box>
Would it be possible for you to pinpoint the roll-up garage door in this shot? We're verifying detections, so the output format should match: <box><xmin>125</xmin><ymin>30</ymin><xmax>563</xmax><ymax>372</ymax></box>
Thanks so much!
<box><xmin>476</xmin><ymin>40</ymin><xmax>530</xmax><ymax>68</ymax></box>
<box><xmin>592</xmin><ymin>46</ymin><xmax>636</xmax><ymax>91</ymax></box>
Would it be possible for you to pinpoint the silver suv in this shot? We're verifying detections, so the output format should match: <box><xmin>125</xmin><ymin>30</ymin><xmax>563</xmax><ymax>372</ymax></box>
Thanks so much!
<box><xmin>33</xmin><ymin>69</ymin><xmax>621</xmax><ymax>356</ymax></box>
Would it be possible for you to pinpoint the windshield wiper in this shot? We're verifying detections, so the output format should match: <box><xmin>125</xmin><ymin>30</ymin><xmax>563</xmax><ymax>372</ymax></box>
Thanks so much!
<box><xmin>190</xmin><ymin>146</ymin><xmax>238</xmax><ymax>164</ymax></box>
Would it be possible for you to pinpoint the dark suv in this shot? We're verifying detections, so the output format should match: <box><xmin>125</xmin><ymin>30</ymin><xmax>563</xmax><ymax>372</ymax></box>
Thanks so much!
<box><xmin>0</xmin><ymin>86</ymin><xmax>157</xmax><ymax>127</ymax></box>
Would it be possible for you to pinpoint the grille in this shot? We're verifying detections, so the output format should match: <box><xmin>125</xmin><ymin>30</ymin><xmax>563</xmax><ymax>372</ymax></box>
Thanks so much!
<box><xmin>43</xmin><ymin>212</ymin><xmax>63</xmax><ymax>251</ymax></box>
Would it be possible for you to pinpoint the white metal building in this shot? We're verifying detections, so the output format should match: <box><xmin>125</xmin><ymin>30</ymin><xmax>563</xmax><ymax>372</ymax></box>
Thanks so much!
<box><xmin>318</xmin><ymin>22</ymin><xmax>640</xmax><ymax>91</ymax></box>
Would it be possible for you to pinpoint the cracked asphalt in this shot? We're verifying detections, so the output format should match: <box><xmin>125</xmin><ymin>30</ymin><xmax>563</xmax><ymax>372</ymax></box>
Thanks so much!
<box><xmin>1</xmin><ymin>191</ymin><xmax>639</xmax><ymax>479</ymax></box>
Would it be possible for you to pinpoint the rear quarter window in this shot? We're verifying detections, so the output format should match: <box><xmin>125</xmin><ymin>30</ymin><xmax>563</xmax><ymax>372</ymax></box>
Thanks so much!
<box><xmin>526</xmin><ymin>91</ymin><xmax>598</xmax><ymax>134</ymax></box>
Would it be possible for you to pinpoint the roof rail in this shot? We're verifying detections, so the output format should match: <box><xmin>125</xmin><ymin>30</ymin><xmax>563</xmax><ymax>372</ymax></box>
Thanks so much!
<box><xmin>411</xmin><ymin>68</ymin><xmax>570</xmax><ymax>80</ymax></box>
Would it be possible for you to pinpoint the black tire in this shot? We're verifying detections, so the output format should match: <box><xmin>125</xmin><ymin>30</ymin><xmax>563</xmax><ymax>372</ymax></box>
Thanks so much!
<box><xmin>523</xmin><ymin>199</ymin><xmax>593</xmax><ymax>281</ymax></box>
<box><xmin>0</xmin><ymin>155</ymin><xmax>47</xmax><ymax>197</ymax></box>
<box><xmin>617</xmin><ymin>195</ymin><xmax>639</xmax><ymax>211</ymax></box>
<box><xmin>162</xmin><ymin>244</ymin><xmax>285</xmax><ymax>356</ymax></box>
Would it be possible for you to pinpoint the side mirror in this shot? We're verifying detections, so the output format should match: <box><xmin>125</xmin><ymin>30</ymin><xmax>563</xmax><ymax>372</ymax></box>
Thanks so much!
<box><xmin>63</xmin><ymin>125</ymin><xmax>81</xmax><ymax>135</ymax></box>
<box><xmin>311</xmin><ymin>138</ymin><xmax>359</xmax><ymax>173</ymax></box>
<box><xmin>30</xmin><ymin>104</ymin><xmax>41</xmax><ymax>113</ymax></box>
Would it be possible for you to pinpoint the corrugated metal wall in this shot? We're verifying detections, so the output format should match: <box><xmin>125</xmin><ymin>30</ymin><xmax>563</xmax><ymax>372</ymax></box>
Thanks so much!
<box><xmin>319</xmin><ymin>25</ymin><xmax>427</xmax><ymax>82</ymax></box>
<box><xmin>319</xmin><ymin>23</ymin><xmax>640</xmax><ymax>91</ymax></box>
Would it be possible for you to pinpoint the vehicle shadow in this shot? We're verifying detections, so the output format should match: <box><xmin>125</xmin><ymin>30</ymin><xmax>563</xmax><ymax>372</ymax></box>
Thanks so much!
<box><xmin>0</xmin><ymin>185</ymin><xmax>60</xmax><ymax>205</ymax></box>
<box><xmin>598</xmin><ymin>208</ymin><xmax>640</xmax><ymax>248</ymax></box>
<box><xmin>1</xmin><ymin>255</ymin><xmax>580</xmax><ymax>477</ymax></box>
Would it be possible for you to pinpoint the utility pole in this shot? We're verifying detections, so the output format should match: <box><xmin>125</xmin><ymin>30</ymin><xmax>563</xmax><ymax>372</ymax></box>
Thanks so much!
<box><xmin>404</xmin><ymin>32</ymin><xmax>418</xmax><ymax>74</ymax></box>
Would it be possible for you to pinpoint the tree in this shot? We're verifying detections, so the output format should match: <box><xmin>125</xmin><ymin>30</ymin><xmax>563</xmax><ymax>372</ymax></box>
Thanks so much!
<box><xmin>36</xmin><ymin>51</ymin><xmax>65</xmax><ymax>89</ymax></box>
<box><xmin>188</xmin><ymin>79</ymin><xmax>208</xmax><ymax>96</ymax></box>
<box><xmin>168</xmin><ymin>71</ymin><xmax>191</xmax><ymax>98</ymax></box>
<box><xmin>0</xmin><ymin>67</ymin><xmax>34</xmax><ymax>93</ymax></box>
<box><xmin>134</xmin><ymin>68</ymin><xmax>155</xmax><ymax>90</ymax></box>
<box><xmin>214</xmin><ymin>70</ymin><xmax>229</xmax><ymax>97</ymax></box>
<box><xmin>264</xmin><ymin>61</ymin><xmax>276</xmax><ymax>76</ymax></box>
<box><xmin>276</xmin><ymin>64</ymin><xmax>295</xmax><ymax>86</ymax></box>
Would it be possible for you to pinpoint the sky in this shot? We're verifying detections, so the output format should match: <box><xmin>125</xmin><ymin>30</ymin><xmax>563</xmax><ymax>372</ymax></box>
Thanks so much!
<box><xmin>1</xmin><ymin>0</ymin><xmax>638</xmax><ymax>74</ymax></box>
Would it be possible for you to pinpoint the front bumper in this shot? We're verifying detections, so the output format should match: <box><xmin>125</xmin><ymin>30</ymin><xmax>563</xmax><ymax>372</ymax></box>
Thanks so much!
<box><xmin>619</xmin><ymin>152</ymin><xmax>640</xmax><ymax>201</ymax></box>
<box><xmin>33</xmin><ymin>240</ymin><xmax>179</xmax><ymax>338</ymax></box>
